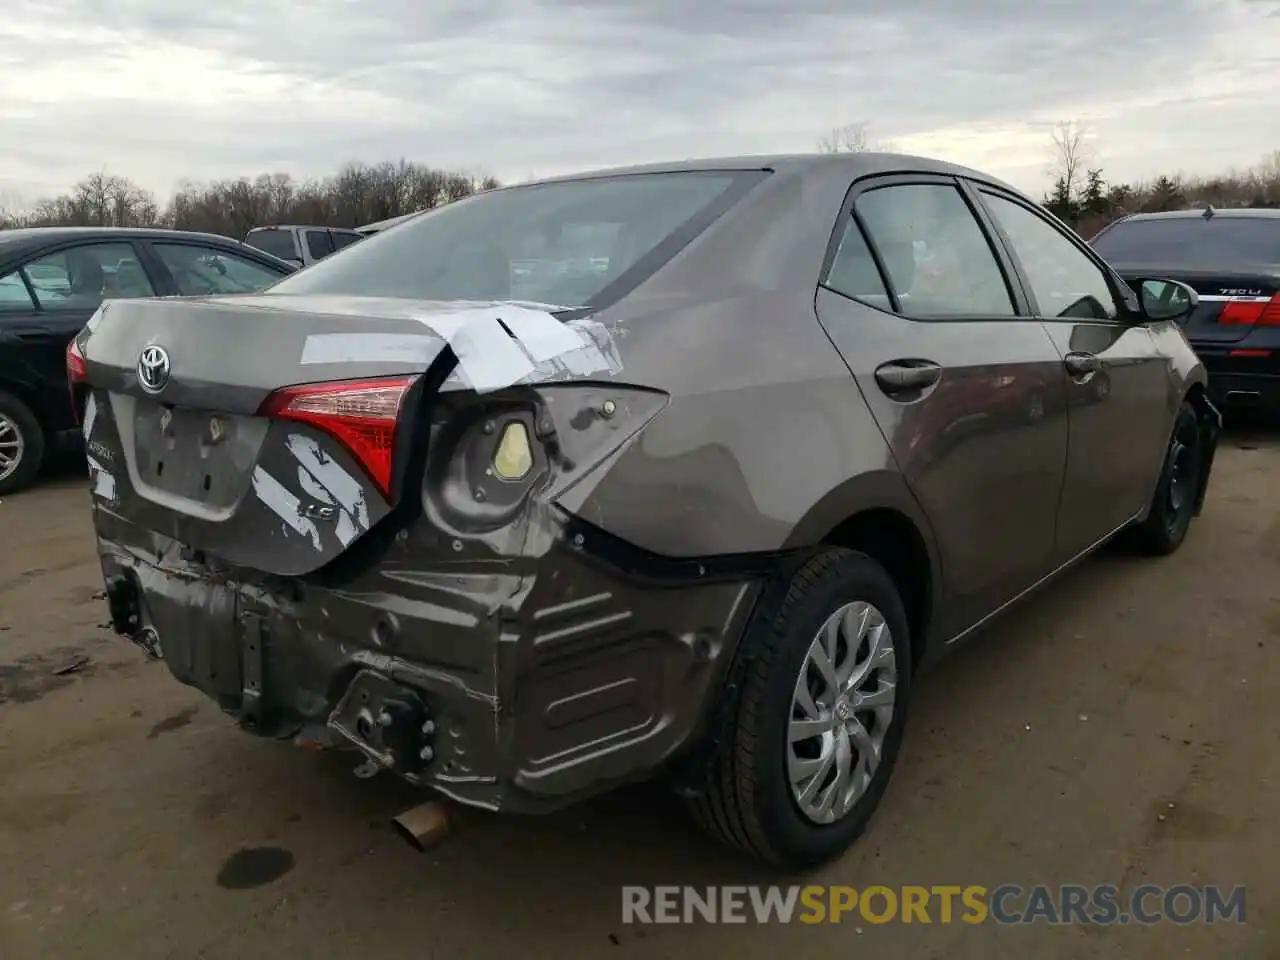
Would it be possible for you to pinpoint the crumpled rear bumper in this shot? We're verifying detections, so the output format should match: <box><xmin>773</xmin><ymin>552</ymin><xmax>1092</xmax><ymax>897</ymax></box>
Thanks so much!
<box><xmin>95</xmin><ymin>507</ymin><xmax>761</xmax><ymax>814</ymax></box>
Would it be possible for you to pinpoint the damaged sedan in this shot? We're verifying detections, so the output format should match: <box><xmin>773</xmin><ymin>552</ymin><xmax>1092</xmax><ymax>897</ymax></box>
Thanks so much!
<box><xmin>74</xmin><ymin>154</ymin><xmax>1220</xmax><ymax>869</ymax></box>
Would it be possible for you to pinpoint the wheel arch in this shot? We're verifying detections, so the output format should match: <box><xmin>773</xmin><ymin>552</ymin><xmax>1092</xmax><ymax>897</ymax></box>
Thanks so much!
<box><xmin>1182</xmin><ymin>381</ymin><xmax>1219</xmax><ymax>517</ymax></box>
<box><xmin>785</xmin><ymin>469</ymin><xmax>942</xmax><ymax>667</ymax></box>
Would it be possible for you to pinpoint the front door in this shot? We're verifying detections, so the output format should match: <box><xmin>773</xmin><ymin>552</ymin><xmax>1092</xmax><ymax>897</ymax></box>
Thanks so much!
<box><xmin>972</xmin><ymin>187</ymin><xmax>1171</xmax><ymax>563</ymax></box>
<box><xmin>0</xmin><ymin>240</ymin><xmax>158</xmax><ymax>433</ymax></box>
<box><xmin>815</xmin><ymin>175</ymin><xmax>1070</xmax><ymax>637</ymax></box>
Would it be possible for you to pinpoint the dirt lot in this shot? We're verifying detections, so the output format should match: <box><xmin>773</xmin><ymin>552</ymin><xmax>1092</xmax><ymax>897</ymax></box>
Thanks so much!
<box><xmin>2</xmin><ymin>431</ymin><xmax>1278</xmax><ymax>960</ymax></box>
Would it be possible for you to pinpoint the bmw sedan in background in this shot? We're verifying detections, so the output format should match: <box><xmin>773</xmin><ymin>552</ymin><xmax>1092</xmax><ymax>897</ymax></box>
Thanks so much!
<box><xmin>1091</xmin><ymin>208</ymin><xmax>1280</xmax><ymax>415</ymax></box>
<box><xmin>0</xmin><ymin>227</ymin><xmax>295</xmax><ymax>494</ymax></box>
<box><xmin>76</xmin><ymin>154</ymin><xmax>1218</xmax><ymax>869</ymax></box>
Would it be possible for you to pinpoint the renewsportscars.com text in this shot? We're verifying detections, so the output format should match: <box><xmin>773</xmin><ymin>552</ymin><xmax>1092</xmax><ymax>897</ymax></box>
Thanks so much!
<box><xmin>621</xmin><ymin>884</ymin><xmax>1246</xmax><ymax>926</ymax></box>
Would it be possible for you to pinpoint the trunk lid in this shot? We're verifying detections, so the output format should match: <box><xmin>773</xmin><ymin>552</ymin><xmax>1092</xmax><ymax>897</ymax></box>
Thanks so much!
<box><xmin>78</xmin><ymin>294</ymin><xmax>619</xmax><ymax>577</ymax></box>
<box><xmin>1112</xmin><ymin>264</ymin><xmax>1280</xmax><ymax>344</ymax></box>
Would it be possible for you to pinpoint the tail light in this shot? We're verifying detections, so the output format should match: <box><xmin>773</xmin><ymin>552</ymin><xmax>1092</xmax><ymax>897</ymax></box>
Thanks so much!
<box><xmin>66</xmin><ymin>339</ymin><xmax>87</xmax><ymax>383</ymax></box>
<box><xmin>66</xmin><ymin>339</ymin><xmax>88</xmax><ymax>424</ymax></box>
<box><xmin>259</xmin><ymin>376</ymin><xmax>419</xmax><ymax>496</ymax></box>
<box><xmin>1218</xmin><ymin>293</ymin><xmax>1280</xmax><ymax>326</ymax></box>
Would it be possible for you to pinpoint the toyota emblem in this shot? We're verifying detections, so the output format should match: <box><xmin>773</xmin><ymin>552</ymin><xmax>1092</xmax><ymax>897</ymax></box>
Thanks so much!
<box><xmin>137</xmin><ymin>345</ymin><xmax>171</xmax><ymax>394</ymax></box>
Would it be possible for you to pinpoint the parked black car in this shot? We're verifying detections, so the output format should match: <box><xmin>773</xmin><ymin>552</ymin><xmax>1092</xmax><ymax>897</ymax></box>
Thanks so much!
<box><xmin>0</xmin><ymin>227</ymin><xmax>296</xmax><ymax>494</ymax></box>
<box><xmin>1091</xmin><ymin>208</ymin><xmax>1280</xmax><ymax>414</ymax></box>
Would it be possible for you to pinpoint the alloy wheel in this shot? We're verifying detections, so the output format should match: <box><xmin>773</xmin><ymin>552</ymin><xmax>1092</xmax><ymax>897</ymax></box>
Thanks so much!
<box><xmin>0</xmin><ymin>413</ymin><xmax>24</xmax><ymax>483</ymax></box>
<box><xmin>787</xmin><ymin>601</ymin><xmax>898</xmax><ymax>825</ymax></box>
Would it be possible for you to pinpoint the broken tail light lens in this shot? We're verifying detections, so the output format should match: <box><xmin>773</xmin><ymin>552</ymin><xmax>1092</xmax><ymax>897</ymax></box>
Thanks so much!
<box><xmin>259</xmin><ymin>376</ymin><xmax>419</xmax><ymax>497</ymax></box>
<box><xmin>1219</xmin><ymin>294</ymin><xmax>1280</xmax><ymax>326</ymax></box>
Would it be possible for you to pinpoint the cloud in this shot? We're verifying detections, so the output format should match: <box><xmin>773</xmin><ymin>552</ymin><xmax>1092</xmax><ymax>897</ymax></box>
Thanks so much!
<box><xmin>1</xmin><ymin>0</ymin><xmax>1277</xmax><ymax>205</ymax></box>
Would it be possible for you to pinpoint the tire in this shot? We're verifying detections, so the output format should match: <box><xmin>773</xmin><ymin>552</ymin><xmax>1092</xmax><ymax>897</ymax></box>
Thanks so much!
<box><xmin>0</xmin><ymin>391</ymin><xmax>44</xmax><ymax>497</ymax></box>
<box><xmin>1126</xmin><ymin>401</ymin><xmax>1202</xmax><ymax>556</ymax></box>
<box><xmin>688</xmin><ymin>548</ymin><xmax>912</xmax><ymax>868</ymax></box>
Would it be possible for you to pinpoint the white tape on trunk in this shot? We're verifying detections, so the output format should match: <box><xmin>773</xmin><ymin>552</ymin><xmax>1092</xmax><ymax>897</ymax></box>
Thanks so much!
<box><xmin>494</xmin><ymin>305</ymin><xmax>587</xmax><ymax>362</ymax></box>
<box><xmin>297</xmin><ymin>302</ymin><xmax>623</xmax><ymax>394</ymax></box>
<box><xmin>412</xmin><ymin>311</ymin><xmax>536</xmax><ymax>393</ymax></box>
<box><xmin>300</xmin><ymin>333</ymin><xmax>442</xmax><ymax>365</ymax></box>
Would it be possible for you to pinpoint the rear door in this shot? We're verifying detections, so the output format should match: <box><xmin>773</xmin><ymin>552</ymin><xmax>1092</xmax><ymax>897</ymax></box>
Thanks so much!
<box><xmin>814</xmin><ymin>174</ymin><xmax>1070</xmax><ymax>637</ymax></box>
<box><xmin>0</xmin><ymin>240</ymin><xmax>157</xmax><ymax>432</ymax></box>
<box><xmin>974</xmin><ymin>186</ymin><xmax>1172</xmax><ymax>564</ymax></box>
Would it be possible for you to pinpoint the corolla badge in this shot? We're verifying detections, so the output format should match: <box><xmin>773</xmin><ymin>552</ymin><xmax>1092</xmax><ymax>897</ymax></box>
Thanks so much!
<box><xmin>137</xmin><ymin>345</ymin><xmax>171</xmax><ymax>394</ymax></box>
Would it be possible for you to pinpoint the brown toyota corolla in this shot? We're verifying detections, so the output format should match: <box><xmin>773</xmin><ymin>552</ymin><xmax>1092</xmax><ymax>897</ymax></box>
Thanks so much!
<box><xmin>73</xmin><ymin>154</ymin><xmax>1219</xmax><ymax>869</ymax></box>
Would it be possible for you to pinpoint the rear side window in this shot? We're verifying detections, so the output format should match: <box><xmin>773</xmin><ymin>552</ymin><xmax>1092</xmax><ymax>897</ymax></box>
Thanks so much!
<box><xmin>305</xmin><ymin>229</ymin><xmax>334</xmax><ymax>259</ymax></box>
<box><xmin>245</xmin><ymin>229</ymin><xmax>299</xmax><ymax>260</ymax></box>
<box><xmin>824</xmin><ymin>220</ymin><xmax>891</xmax><ymax>310</ymax></box>
<box><xmin>852</xmin><ymin>184</ymin><xmax>1014</xmax><ymax>317</ymax></box>
<box><xmin>267</xmin><ymin>171</ymin><xmax>764</xmax><ymax>309</ymax></box>
<box><xmin>332</xmin><ymin>231</ymin><xmax>363</xmax><ymax>250</ymax></box>
<box><xmin>153</xmin><ymin>244</ymin><xmax>286</xmax><ymax>295</ymax></box>
<box><xmin>1091</xmin><ymin>216</ymin><xmax>1280</xmax><ymax>265</ymax></box>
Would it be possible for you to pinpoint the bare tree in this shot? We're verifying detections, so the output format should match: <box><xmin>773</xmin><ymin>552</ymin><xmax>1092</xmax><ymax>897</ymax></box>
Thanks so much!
<box><xmin>1047</xmin><ymin>120</ymin><xmax>1092</xmax><ymax>204</ymax></box>
<box><xmin>819</xmin><ymin>121</ymin><xmax>870</xmax><ymax>153</ymax></box>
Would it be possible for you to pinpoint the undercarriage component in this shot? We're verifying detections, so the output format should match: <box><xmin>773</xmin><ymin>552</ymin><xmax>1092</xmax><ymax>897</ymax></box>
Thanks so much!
<box><xmin>392</xmin><ymin>800</ymin><xmax>453</xmax><ymax>852</ymax></box>
<box><xmin>327</xmin><ymin>669</ymin><xmax>435</xmax><ymax>779</ymax></box>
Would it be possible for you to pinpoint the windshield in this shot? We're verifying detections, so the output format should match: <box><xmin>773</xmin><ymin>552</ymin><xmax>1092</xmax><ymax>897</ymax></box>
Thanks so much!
<box><xmin>1091</xmin><ymin>216</ymin><xmax>1280</xmax><ymax>265</ymax></box>
<box><xmin>245</xmin><ymin>229</ymin><xmax>299</xmax><ymax>261</ymax></box>
<box><xmin>266</xmin><ymin>171</ymin><xmax>759</xmax><ymax>308</ymax></box>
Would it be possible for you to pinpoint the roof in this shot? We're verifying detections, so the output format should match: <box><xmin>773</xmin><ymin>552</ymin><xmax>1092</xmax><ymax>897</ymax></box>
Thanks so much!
<box><xmin>518</xmin><ymin>152</ymin><xmax>1021</xmax><ymax>193</ymax></box>
<box><xmin>1115</xmin><ymin>208</ymin><xmax>1280</xmax><ymax>222</ymax></box>
<box><xmin>0</xmin><ymin>226</ymin><xmax>295</xmax><ymax>271</ymax></box>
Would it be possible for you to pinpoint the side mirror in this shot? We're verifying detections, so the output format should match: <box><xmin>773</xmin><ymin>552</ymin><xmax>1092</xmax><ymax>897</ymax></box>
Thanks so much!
<box><xmin>1136</xmin><ymin>278</ymin><xmax>1198</xmax><ymax>323</ymax></box>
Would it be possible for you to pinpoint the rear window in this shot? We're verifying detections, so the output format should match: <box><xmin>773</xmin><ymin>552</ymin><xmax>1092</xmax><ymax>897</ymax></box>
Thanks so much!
<box><xmin>245</xmin><ymin>229</ymin><xmax>299</xmax><ymax>261</ymax></box>
<box><xmin>266</xmin><ymin>171</ymin><xmax>762</xmax><ymax>308</ymax></box>
<box><xmin>1091</xmin><ymin>217</ymin><xmax>1280</xmax><ymax>265</ymax></box>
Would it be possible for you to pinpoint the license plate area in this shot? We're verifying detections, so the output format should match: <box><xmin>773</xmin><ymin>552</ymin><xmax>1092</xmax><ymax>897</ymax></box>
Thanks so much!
<box><xmin>129</xmin><ymin>397</ymin><xmax>268</xmax><ymax>508</ymax></box>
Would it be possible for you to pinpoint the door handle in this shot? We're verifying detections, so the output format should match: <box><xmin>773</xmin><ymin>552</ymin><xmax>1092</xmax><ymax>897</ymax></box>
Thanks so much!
<box><xmin>874</xmin><ymin>360</ymin><xmax>943</xmax><ymax>396</ymax></box>
<box><xmin>1064</xmin><ymin>352</ymin><xmax>1101</xmax><ymax>378</ymax></box>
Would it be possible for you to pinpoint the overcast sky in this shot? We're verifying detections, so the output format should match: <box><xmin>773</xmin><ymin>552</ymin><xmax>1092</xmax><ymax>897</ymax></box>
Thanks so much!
<box><xmin>2</xmin><ymin>0</ymin><xmax>1278</xmax><ymax>206</ymax></box>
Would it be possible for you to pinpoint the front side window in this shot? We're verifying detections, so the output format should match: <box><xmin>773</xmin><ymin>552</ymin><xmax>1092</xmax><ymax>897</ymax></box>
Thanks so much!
<box><xmin>267</xmin><ymin>171</ymin><xmax>762</xmax><ymax>309</ymax></box>
<box><xmin>854</xmin><ymin>184</ymin><xmax>1015</xmax><ymax>317</ymax></box>
<box><xmin>153</xmin><ymin>244</ymin><xmax>286</xmax><ymax>296</ymax></box>
<box><xmin>22</xmin><ymin>243</ymin><xmax>154</xmax><ymax>311</ymax></box>
<box><xmin>982</xmin><ymin>192</ymin><xmax>1119</xmax><ymax>321</ymax></box>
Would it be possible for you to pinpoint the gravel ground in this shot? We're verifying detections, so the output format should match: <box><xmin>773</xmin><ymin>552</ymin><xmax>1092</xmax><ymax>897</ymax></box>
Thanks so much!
<box><xmin>2</xmin><ymin>429</ymin><xmax>1277</xmax><ymax>959</ymax></box>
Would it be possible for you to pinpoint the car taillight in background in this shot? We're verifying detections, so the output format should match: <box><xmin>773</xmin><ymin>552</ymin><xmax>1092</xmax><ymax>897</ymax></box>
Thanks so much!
<box><xmin>1218</xmin><ymin>293</ymin><xmax>1280</xmax><ymax>326</ymax></box>
<box><xmin>66</xmin><ymin>339</ymin><xmax>87</xmax><ymax>384</ymax></box>
<box><xmin>66</xmin><ymin>339</ymin><xmax>88</xmax><ymax>424</ymax></box>
<box><xmin>258</xmin><ymin>376</ymin><xmax>420</xmax><ymax>496</ymax></box>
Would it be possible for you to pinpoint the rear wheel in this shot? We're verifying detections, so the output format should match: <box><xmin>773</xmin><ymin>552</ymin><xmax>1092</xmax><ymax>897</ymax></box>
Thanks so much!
<box><xmin>1126</xmin><ymin>401</ymin><xmax>1202</xmax><ymax>555</ymax></box>
<box><xmin>689</xmin><ymin>548</ymin><xmax>912</xmax><ymax>868</ymax></box>
<box><xmin>0</xmin><ymin>392</ymin><xmax>44</xmax><ymax>496</ymax></box>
